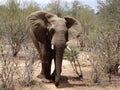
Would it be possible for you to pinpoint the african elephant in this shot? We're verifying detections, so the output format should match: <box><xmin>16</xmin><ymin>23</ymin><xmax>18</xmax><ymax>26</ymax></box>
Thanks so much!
<box><xmin>27</xmin><ymin>11</ymin><xmax>82</xmax><ymax>86</ymax></box>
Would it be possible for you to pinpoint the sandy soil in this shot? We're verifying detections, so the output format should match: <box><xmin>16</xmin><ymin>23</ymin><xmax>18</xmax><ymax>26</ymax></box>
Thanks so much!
<box><xmin>9</xmin><ymin>51</ymin><xmax>120</xmax><ymax>90</ymax></box>
<box><xmin>17</xmin><ymin>59</ymin><xmax>120</xmax><ymax>90</ymax></box>
<box><xmin>1</xmin><ymin>43</ymin><xmax>120</xmax><ymax>90</ymax></box>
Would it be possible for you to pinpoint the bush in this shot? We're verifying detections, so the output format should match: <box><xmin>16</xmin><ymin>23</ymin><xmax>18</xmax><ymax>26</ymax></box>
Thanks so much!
<box><xmin>64</xmin><ymin>45</ymin><xmax>83</xmax><ymax>79</ymax></box>
<box><xmin>0</xmin><ymin>0</ymin><xmax>39</xmax><ymax>57</ymax></box>
<box><xmin>0</xmin><ymin>50</ymin><xmax>15</xmax><ymax>90</ymax></box>
<box><xmin>82</xmin><ymin>29</ymin><xmax>120</xmax><ymax>82</ymax></box>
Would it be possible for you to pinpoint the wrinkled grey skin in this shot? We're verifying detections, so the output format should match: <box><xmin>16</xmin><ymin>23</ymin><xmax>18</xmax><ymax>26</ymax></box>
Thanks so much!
<box><xmin>27</xmin><ymin>11</ymin><xmax>82</xmax><ymax>86</ymax></box>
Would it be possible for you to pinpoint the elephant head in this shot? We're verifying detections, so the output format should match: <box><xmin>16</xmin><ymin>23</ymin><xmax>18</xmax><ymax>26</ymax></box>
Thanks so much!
<box><xmin>27</xmin><ymin>11</ymin><xmax>82</xmax><ymax>86</ymax></box>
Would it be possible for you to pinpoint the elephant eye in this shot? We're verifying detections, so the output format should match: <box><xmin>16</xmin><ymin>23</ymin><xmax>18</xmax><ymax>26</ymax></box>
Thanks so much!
<box><xmin>49</xmin><ymin>28</ymin><xmax>55</xmax><ymax>38</ymax></box>
<box><xmin>51</xmin><ymin>20</ymin><xmax>55</xmax><ymax>23</ymax></box>
<box><xmin>50</xmin><ymin>28</ymin><xmax>55</xmax><ymax>34</ymax></box>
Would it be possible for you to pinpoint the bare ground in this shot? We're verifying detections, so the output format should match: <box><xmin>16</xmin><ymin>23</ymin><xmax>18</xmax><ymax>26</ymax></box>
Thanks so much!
<box><xmin>10</xmin><ymin>51</ymin><xmax>120</xmax><ymax>90</ymax></box>
<box><xmin>1</xmin><ymin>43</ymin><xmax>120</xmax><ymax>90</ymax></box>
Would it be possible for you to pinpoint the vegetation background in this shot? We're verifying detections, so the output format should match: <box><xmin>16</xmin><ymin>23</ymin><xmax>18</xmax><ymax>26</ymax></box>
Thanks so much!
<box><xmin>0</xmin><ymin>0</ymin><xmax>120</xmax><ymax>90</ymax></box>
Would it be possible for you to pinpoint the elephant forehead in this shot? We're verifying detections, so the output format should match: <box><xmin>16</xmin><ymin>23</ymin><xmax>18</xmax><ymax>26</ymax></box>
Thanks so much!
<box><xmin>56</xmin><ymin>18</ymin><xmax>66</xmax><ymax>23</ymax></box>
<box><xmin>49</xmin><ymin>17</ymin><xmax>66</xmax><ymax>24</ymax></box>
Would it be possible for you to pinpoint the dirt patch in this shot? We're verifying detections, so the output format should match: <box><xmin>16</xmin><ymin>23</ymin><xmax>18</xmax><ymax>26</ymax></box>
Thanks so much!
<box><xmin>13</xmin><ymin>59</ymin><xmax>120</xmax><ymax>90</ymax></box>
<box><xmin>1</xmin><ymin>51</ymin><xmax>120</xmax><ymax>90</ymax></box>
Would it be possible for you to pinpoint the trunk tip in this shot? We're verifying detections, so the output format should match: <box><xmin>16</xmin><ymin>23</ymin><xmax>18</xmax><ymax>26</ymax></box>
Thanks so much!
<box><xmin>55</xmin><ymin>81</ymin><xmax>59</xmax><ymax>87</ymax></box>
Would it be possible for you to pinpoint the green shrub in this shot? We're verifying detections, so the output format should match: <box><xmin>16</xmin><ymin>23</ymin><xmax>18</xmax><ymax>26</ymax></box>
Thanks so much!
<box><xmin>64</xmin><ymin>45</ymin><xmax>83</xmax><ymax>79</ymax></box>
<box><xmin>64</xmin><ymin>45</ymin><xmax>79</xmax><ymax>61</ymax></box>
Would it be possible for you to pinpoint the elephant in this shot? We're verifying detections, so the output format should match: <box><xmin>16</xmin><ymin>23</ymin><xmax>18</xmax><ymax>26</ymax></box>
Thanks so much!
<box><xmin>27</xmin><ymin>11</ymin><xmax>82</xmax><ymax>86</ymax></box>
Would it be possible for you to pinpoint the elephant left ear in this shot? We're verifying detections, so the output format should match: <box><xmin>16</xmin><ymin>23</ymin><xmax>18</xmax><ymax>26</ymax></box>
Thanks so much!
<box><xmin>64</xmin><ymin>16</ymin><xmax>82</xmax><ymax>40</ymax></box>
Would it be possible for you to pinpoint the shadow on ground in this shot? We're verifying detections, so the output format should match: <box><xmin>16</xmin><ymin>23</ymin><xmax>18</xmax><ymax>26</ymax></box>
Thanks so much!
<box><xmin>56</xmin><ymin>75</ymin><xmax>91</xmax><ymax>88</ymax></box>
<box><xmin>57</xmin><ymin>75</ymin><xmax>120</xmax><ymax>88</ymax></box>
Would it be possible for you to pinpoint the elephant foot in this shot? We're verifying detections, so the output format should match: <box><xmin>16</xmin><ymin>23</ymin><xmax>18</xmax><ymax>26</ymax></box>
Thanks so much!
<box><xmin>37</xmin><ymin>74</ymin><xmax>51</xmax><ymax>83</ymax></box>
<box><xmin>37</xmin><ymin>74</ymin><xmax>45</xmax><ymax>79</ymax></box>
<box><xmin>55</xmin><ymin>76</ymin><xmax>60</xmax><ymax>87</ymax></box>
<box><xmin>41</xmin><ymin>78</ymin><xmax>51</xmax><ymax>83</ymax></box>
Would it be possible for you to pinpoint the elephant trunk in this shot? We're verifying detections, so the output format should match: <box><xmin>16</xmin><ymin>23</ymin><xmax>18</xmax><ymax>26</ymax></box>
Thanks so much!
<box><xmin>54</xmin><ymin>45</ymin><xmax>65</xmax><ymax>86</ymax></box>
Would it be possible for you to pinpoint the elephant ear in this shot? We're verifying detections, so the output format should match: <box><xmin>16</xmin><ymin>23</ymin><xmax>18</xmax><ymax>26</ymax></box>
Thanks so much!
<box><xmin>27</xmin><ymin>11</ymin><xmax>55</xmax><ymax>42</ymax></box>
<box><xmin>27</xmin><ymin>11</ymin><xmax>55</xmax><ymax>29</ymax></box>
<box><xmin>64</xmin><ymin>16</ymin><xmax>82</xmax><ymax>40</ymax></box>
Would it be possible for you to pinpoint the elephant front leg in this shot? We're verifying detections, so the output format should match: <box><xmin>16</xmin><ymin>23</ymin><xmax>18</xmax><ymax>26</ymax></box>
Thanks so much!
<box><xmin>40</xmin><ymin>59</ymin><xmax>52</xmax><ymax>83</ymax></box>
<box><xmin>38</xmin><ymin>62</ymin><xmax>47</xmax><ymax>81</ymax></box>
<box><xmin>38</xmin><ymin>55</ymin><xmax>52</xmax><ymax>83</ymax></box>
<box><xmin>38</xmin><ymin>44</ymin><xmax>52</xmax><ymax>83</ymax></box>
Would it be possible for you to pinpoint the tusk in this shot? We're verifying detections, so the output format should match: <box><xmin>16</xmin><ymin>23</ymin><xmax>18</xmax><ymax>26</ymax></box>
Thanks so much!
<box><xmin>51</xmin><ymin>44</ymin><xmax>54</xmax><ymax>50</ymax></box>
<box><xmin>66</xmin><ymin>46</ymin><xmax>71</xmax><ymax>51</ymax></box>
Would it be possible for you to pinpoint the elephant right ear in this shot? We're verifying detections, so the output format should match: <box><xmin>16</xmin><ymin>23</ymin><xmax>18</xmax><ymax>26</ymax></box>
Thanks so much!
<box><xmin>27</xmin><ymin>11</ymin><xmax>55</xmax><ymax>30</ymax></box>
